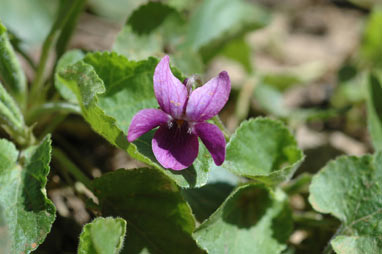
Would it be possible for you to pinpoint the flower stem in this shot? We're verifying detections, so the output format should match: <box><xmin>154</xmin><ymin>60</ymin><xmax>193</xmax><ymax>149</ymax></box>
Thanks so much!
<box><xmin>30</xmin><ymin>32</ymin><xmax>56</xmax><ymax>104</ymax></box>
<box><xmin>52</xmin><ymin>148</ymin><xmax>93</xmax><ymax>191</ymax></box>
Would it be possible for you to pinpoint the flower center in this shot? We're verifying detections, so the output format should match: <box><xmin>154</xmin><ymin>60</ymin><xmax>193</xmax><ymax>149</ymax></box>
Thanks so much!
<box><xmin>176</xmin><ymin>119</ymin><xmax>185</xmax><ymax>128</ymax></box>
<box><xmin>168</xmin><ymin>119</ymin><xmax>193</xmax><ymax>135</ymax></box>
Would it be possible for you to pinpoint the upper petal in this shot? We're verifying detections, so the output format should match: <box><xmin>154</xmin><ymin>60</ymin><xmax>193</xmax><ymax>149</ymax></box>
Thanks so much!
<box><xmin>186</xmin><ymin>71</ymin><xmax>231</xmax><ymax>122</ymax></box>
<box><xmin>154</xmin><ymin>55</ymin><xmax>188</xmax><ymax>119</ymax></box>
<box><xmin>127</xmin><ymin>109</ymin><xmax>170</xmax><ymax>142</ymax></box>
<box><xmin>152</xmin><ymin>124</ymin><xmax>199</xmax><ymax>170</ymax></box>
<box><xmin>195</xmin><ymin>122</ymin><xmax>226</xmax><ymax>166</ymax></box>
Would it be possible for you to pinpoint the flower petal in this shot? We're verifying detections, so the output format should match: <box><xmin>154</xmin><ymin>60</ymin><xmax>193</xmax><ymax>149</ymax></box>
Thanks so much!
<box><xmin>154</xmin><ymin>55</ymin><xmax>188</xmax><ymax>119</ymax></box>
<box><xmin>127</xmin><ymin>109</ymin><xmax>170</xmax><ymax>142</ymax></box>
<box><xmin>186</xmin><ymin>71</ymin><xmax>231</xmax><ymax>121</ymax></box>
<box><xmin>195</xmin><ymin>122</ymin><xmax>226</xmax><ymax>166</ymax></box>
<box><xmin>152</xmin><ymin>125</ymin><xmax>199</xmax><ymax>170</ymax></box>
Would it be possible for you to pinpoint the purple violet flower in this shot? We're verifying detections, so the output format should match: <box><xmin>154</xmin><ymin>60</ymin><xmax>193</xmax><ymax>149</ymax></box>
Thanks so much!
<box><xmin>127</xmin><ymin>55</ymin><xmax>231</xmax><ymax>170</ymax></box>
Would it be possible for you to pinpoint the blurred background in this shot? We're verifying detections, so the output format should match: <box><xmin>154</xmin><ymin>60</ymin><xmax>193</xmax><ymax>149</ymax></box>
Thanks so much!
<box><xmin>0</xmin><ymin>0</ymin><xmax>381</xmax><ymax>253</ymax></box>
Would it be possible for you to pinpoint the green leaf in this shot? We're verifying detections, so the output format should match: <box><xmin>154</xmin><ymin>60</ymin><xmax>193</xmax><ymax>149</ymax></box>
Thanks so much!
<box><xmin>113</xmin><ymin>25</ymin><xmax>163</xmax><ymax>61</ymax></box>
<box><xmin>58</xmin><ymin>52</ymin><xmax>209</xmax><ymax>188</ymax></box>
<box><xmin>127</xmin><ymin>2</ymin><xmax>176</xmax><ymax>35</ymax></box>
<box><xmin>222</xmin><ymin>117</ymin><xmax>304</xmax><ymax>186</ymax></box>
<box><xmin>0</xmin><ymin>19</ymin><xmax>26</xmax><ymax>105</ymax></box>
<box><xmin>113</xmin><ymin>3</ymin><xmax>204</xmax><ymax>75</ymax></box>
<box><xmin>88</xmin><ymin>0</ymin><xmax>146</xmax><ymax>22</ymax></box>
<box><xmin>187</xmin><ymin>0</ymin><xmax>270</xmax><ymax>55</ymax></box>
<box><xmin>308</xmin><ymin>152</ymin><xmax>382</xmax><ymax>254</ymax></box>
<box><xmin>169</xmin><ymin>45</ymin><xmax>204</xmax><ymax>75</ymax></box>
<box><xmin>331</xmin><ymin>71</ymin><xmax>368</xmax><ymax>108</ymax></box>
<box><xmin>0</xmin><ymin>203</ymin><xmax>10</xmax><ymax>254</ymax></box>
<box><xmin>331</xmin><ymin>236</ymin><xmax>381</xmax><ymax>254</ymax></box>
<box><xmin>367</xmin><ymin>72</ymin><xmax>382</xmax><ymax>151</ymax></box>
<box><xmin>78</xmin><ymin>217</ymin><xmax>127</xmax><ymax>254</ymax></box>
<box><xmin>0</xmin><ymin>81</ymin><xmax>24</xmax><ymax>126</ymax></box>
<box><xmin>361</xmin><ymin>5</ymin><xmax>382</xmax><ymax>68</ymax></box>
<box><xmin>55</xmin><ymin>49</ymin><xmax>85</xmax><ymax>104</ymax></box>
<box><xmin>193</xmin><ymin>183</ymin><xmax>292</xmax><ymax>254</ymax></box>
<box><xmin>166</xmin><ymin>0</ymin><xmax>199</xmax><ymax>11</ymax></box>
<box><xmin>182</xmin><ymin>182</ymin><xmax>234</xmax><ymax>223</ymax></box>
<box><xmin>0</xmin><ymin>82</ymin><xmax>34</xmax><ymax>146</ymax></box>
<box><xmin>92</xmin><ymin>168</ymin><xmax>202</xmax><ymax>254</ymax></box>
<box><xmin>0</xmin><ymin>0</ymin><xmax>57</xmax><ymax>46</ymax></box>
<box><xmin>114</xmin><ymin>25</ymin><xmax>203</xmax><ymax>75</ymax></box>
<box><xmin>88</xmin><ymin>0</ymin><xmax>195</xmax><ymax>22</ymax></box>
<box><xmin>0</xmin><ymin>136</ymin><xmax>56</xmax><ymax>253</ymax></box>
<box><xmin>182</xmin><ymin>164</ymin><xmax>240</xmax><ymax>222</ymax></box>
<box><xmin>253</xmin><ymin>83</ymin><xmax>290</xmax><ymax>117</ymax></box>
<box><xmin>219</xmin><ymin>37</ymin><xmax>252</xmax><ymax>73</ymax></box>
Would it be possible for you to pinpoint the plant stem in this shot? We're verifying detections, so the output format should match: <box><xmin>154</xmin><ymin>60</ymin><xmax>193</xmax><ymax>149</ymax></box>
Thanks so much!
<box><xmin>29</xmin><ymin>0</ymin><xmax>85</xmax><ymax>105</ymax></box>
<box><xmin>26</xmin><ymin>102</ymin><xmax>80</xmax><ymax>124</ymax></box>
<box><xmin>30</xmin><ymin>32</ymin><xmax>56</xmax><ymax>104</ymax></box>
<box><xmin>52</xmin><ymin>148</ymin><xmax>93</xmax><ymax>191</ymax></box>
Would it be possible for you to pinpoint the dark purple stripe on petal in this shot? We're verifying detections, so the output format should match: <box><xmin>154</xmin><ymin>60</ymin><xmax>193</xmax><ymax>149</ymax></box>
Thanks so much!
<box><xmin>154</xmin><ymin>55</ymin><xmax>188</xmax><ymax>119</ymax></box>
<box><xmin>127</xmin><ymin>109</ymin><xmax>170</xmax><ymax>142</ymax></box>
<box><xmin>186</xmin><ymin>71</ymin><xmax>231</xmax><ymax>122</ymax></box>
<box><xmin>195</xmin><ymin>122</ymin><xmax>226</xmax><ymax>166</ymax></box>
<box><xmin>152</xmin><ymin>124</ymin><xmax>199</xmax><ymax>170</ymax></box>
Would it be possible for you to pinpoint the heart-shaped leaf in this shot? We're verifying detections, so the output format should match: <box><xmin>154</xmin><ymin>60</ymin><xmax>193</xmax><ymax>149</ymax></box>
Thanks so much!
<box><xmin>193</xmin><ymin>183</ymin><xmax>292</xmax><ymax>254</ymax></box>
<box><xmin>222</xmin><ymin>117</ymin><xmax>304</xmax><ymax>186</ymax></box>
<box><xmin>78</xmin><ymin>217</ymin><xmax>127</xmax><ymax>254</ymax></box>
<box><xmin>54</xmin><ymin>49</ymin><xmax>85</xmax><ymax>104</ymax></box>
<box><xmin>309</xmin><ymin>152</ymin><xmax>382</xmax><ymax>254</ymax></box>
<box><xmin>187</xmin><ymin>0</ymin><xmax>270</xmax><ymax>62</ymax></box>
<box><xmin>113</xmin><ymin>2</ymin><xmax>204</xmax><ymax>75</ymax></box>
<box><xmin>0</xmin><ymin>136</ymin><xmax>55</xmax><ymax>253</ymax></box>
<box><xmin>92</xmin><ymin>168</ymin><xmax>202</xmax><ymax>254</ymax></box>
